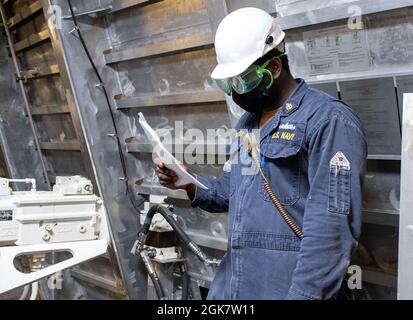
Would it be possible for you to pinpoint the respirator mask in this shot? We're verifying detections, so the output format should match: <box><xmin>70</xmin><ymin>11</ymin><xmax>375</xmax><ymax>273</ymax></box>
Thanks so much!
<box><xmin>214</xmin><ymin>53</ymin><xmax>285</xmax><ymax>113</ymax></box>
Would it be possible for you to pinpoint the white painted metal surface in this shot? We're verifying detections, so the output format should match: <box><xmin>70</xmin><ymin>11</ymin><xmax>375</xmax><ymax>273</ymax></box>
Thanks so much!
<box><xmin>0</xmin><ymin>176</ymin><xmax>110</xmax><ymax>294</ymax></box>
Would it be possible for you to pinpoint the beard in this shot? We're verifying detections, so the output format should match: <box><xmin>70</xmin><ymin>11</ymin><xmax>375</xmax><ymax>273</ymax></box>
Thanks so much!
<box><xmin>232</xmin><ymin>79</ymin><xmax>280</xmax><ymax>114</ymax></box>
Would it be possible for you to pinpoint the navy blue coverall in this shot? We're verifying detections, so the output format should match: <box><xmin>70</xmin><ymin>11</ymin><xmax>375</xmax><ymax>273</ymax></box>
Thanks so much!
<box><xmin>192</xmin><ymin>79</ymin><xmax>367</xmax><ymax>300</ymax></box>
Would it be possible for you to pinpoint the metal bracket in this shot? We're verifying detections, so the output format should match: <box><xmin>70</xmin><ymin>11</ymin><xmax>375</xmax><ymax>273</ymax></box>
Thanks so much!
<box><xmin>68</xmin><ymin>27</ymin><xmax>79</xmax><ymax>39</ymax></box>
<box><xmin>15</xmin><ymin>74</ymin><xmax>27</xmax><ymax>82</ymax></box>
<box><xmin>62</xmin><ymin>6</ymin><xmax>113</xmax><ymax>20</ymax></box>
<box><xmin>95</xmin><ymin>83</ymin><xmax>105</xmax><ymax>90</ymax></box>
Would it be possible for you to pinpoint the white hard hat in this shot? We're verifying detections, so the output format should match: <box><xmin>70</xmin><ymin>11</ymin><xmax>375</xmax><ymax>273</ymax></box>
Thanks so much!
<box><xmin>211</xmin><ymin>7</ymin><xmax>285</xmax><ymax>80</ymax></box>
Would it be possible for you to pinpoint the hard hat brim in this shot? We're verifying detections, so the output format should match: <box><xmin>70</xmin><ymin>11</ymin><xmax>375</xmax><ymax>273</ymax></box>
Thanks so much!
<box><xmin>210</xmin><ymin>51</ymin><xmax>262</xmax><ymax>80</ymax></box>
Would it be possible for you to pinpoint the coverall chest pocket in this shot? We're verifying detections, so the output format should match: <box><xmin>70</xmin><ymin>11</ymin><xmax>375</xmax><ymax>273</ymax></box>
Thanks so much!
<box><xmin>258</xmin><ymin>122</ymin><xmax>305</xmax><ymax>206</ymax></box>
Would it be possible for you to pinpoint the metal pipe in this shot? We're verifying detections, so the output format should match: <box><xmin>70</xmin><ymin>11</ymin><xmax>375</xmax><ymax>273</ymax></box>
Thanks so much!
<box><xmin>29</xmin><ymin>282</ymin><xmax>39</xmax><ymax>300</ymax></box>
<box><xmin>0</xmin><ymin>3</ymin><xmax>51</xmax><ymax>190</ymax></box>
<box><xmin>18</xmin><ymin>285</ymin><xmax>30</xmax><ymax>300</ymax></box>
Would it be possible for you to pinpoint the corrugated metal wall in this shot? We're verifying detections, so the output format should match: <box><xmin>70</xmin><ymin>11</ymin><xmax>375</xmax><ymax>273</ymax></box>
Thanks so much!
<box><xmin>0</xmin><ymin>0</ymin><xmax>94</xmax><ymax>187</ymax></box>
<box><xmin>0</xmin><ymin>0</ymin><xmax>124</xmax><ymax>299</ymax></box>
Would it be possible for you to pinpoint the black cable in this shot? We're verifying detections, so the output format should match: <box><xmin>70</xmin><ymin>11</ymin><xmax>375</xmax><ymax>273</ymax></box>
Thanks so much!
<box><xmin>148</xmin><ymin>270</ymin><xmax>166</xmax><ymax>300</ymax></box>
<box><xmin>143</xmin><ymin>205</ymin><xmax>192</xmax><ymax>245</ymax></box>
<box><xmin>180</xmin><ymin>262</ymin><xmax>190</xmax><ymax>300</ymax></box>
<box><xmin>136</xmin><ymin>205</ymin><xmax>222</xmax><ymax>300</ymax></box>
<box><xmin>138</xmin><ymin>205</ymin><xmax>221</xmax><ymax>267</ymax></box>
<box><xmin>67</xmin><ymin>0</ymin><xmax>142</xmax><ymax>212</ymax></box>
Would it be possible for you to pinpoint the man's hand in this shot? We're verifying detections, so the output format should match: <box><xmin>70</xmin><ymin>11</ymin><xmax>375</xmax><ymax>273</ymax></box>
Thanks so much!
<box><xmin>155</xmin><ymin>160</ymin><xmax>196</xmax><ymax>198</ymax></box>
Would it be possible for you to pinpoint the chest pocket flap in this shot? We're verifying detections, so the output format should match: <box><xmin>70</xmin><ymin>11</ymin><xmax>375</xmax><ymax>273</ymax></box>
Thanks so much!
<box><xmin>262</xmin><ymin>121</ymin><xmax>306</xmax><ymax>158</ymax></box>
<box><xmin>258</xmin><ymin>121</ymin><xmax>306</xmax><ymax>205</ymax></box>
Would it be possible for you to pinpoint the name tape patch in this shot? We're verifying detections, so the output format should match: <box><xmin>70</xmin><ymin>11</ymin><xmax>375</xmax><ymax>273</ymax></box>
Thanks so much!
<box><xmin>272</xmin><ymin>131</ymin><xmax>296</xmax><ymax>141</ymax></box>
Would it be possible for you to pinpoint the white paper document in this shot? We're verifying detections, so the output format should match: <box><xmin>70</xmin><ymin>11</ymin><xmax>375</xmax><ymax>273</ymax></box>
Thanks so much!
<box><xmin>138</xmin><ymin>113</ymin><xmax>208</xmax><ymax>190</ymax></box>
<box><xmin>303</xmin><ymin>25</ymin><xmax>370</xmax><ymax>76</ymax></box>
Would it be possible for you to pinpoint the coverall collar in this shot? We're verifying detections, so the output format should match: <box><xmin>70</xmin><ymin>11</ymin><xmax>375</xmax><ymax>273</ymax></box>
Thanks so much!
<box><xmin>258</xmin><ymin>79</ymin><xmax>308</xmax><ymax>142</ymax></box>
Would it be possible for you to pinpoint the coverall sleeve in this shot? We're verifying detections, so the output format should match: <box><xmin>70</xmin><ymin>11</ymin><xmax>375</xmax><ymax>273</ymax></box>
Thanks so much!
<box><xmin>190</xmin><ymin>171</ymin><xmax>230</xmax><ymax>213</ymax></box>
<box><xmin>285</xmin><ymin>114</ymin><xmax>367</xmax><ymax>300</ymax></box>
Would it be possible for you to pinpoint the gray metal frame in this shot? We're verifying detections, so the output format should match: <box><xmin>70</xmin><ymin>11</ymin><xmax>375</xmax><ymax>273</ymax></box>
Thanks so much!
<box><xmin>398</xmin><ymin>93</ymin><xmax>413</xmax><ymax>299</ymax></box>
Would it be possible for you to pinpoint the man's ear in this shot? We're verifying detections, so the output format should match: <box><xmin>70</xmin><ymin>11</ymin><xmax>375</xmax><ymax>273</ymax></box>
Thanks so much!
<box><xmin>268</xmin><ymin>58</ymin><xmax>282</xmax><ymax>79</ymax></box>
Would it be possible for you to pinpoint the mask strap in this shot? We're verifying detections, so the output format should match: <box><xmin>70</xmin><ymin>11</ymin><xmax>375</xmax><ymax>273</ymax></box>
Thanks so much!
<box><xmin>261</xmin><ymin>69</ymin><xmax>274</xmax><ymax>90</ymax></box>
<box><xmin>257</xmin><ymin>52</ymin><xmax>286</xmax><ymax>91</ymax></box>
